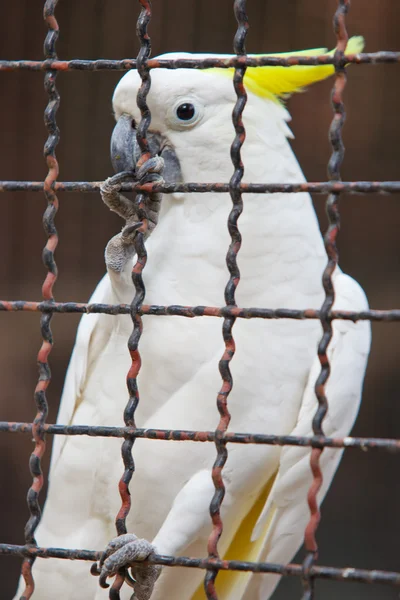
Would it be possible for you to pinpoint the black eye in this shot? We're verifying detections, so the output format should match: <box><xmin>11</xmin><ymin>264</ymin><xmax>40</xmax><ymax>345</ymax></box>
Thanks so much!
<box><xmin>131</xmin><ymin>119</ymin><xmax>136</xmax><ymax>129</ymax></box>
<box><xmin>176</xmin><ymin>103</ymin><xmax>196</xmax><ymax>121</ymax></box>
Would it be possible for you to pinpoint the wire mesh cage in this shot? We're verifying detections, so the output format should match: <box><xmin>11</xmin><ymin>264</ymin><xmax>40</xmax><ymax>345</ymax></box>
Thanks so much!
<box><xmin>0</xmin><ymin>1</ymin><xmax>400</xmax><ymax>599</ymax></box>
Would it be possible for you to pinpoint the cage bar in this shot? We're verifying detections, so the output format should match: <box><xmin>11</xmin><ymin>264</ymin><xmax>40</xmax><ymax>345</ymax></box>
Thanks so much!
<box><xmin>1</xmin><ymin>0</ymin><xmax>399</xmax><ymax>597</ymax></box>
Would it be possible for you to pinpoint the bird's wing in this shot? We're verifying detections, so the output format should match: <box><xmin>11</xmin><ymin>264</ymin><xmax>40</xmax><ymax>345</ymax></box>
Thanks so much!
<box><xmin>49</xmin><ymin>273</ymin><xmax>114</xmax><ymax>473</ymax></box>
<box><xmin>208</xmin><ymin>272</ymin><xmax>370</xmax><ymax>600</ymax></box>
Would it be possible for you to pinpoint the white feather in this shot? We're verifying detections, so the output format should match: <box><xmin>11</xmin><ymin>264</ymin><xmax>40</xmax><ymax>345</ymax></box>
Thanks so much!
<box><xmin>49</xmin><ymin>273</ymin><xmax>113</xmax><ymax>472</ymax></box>
<box><xmin>243</xmin><ymin>273</ymin><xmax>370</xmax><ymax>599</ymax></box>
<box><xmin>14</xmin><ymin>54</ymin><xmax>370</xmax><ymax>600</ymax></box>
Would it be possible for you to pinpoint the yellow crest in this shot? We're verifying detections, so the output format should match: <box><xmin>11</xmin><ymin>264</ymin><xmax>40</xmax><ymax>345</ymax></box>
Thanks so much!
<box><xmin>209</xmin><ymin>36</ymin><xmax>364</xmax><ymax>102</ymax></box>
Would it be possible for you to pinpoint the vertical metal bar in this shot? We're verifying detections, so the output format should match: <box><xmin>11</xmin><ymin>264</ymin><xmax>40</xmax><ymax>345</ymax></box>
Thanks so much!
<box><xmin>301</xmin><ymin>2</ymin><xmax>349</xmax><ymax>599</ymax></box>
<box><xmin>110</xmin><ymin>1</ymin><xmax>152</xmax><ymax>597</ymax></box>
<box><xmin>19</xmin><ymin>3</ymin><xmax>60</xmax><ymax>599</ymax></box>
<box><xmin>204</xmin><ymin>1</ymin><xmax>248</xmax><ymax>598</ymax></box>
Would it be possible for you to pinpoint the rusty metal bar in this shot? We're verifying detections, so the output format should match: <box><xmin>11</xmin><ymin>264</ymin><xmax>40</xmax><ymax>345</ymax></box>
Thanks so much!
<box><xmin>1</xmin><ymin>52</ymin><xmax>400</xmax><ymax>72</ymax></box>
<box><xmin>1</xmin><ymin>180</ymin><xmax>400</xmax><ymax>194</ymax></box>
<box><xmin>0</xmin><ymin>0</ymin><xmax>398</xmax><ymax>596</ymax></box>
<box><xmin>302</xmin><ymin>2</ymin><xmax>350</xmax><ymax>598</ymax></box>
<box><xmin>1</xmin><ymin>543</ymin><xmax>400</xmax><ymax>587</ymax></box>
<box><xmin>19</xmin><ymin>3</ymin><xmax>60</xmax><ymax>598</ymax></box>
<box><xmin>105</xmin><ymin>1</ymin><xmax>155</xmax><ymax>597</ymax></box>
<box><xmin>1</xmin><ymin>421</ymin><xmax>400</xmax><ymax>452</ymax></box>
<box><xmin>2</xmin><ymin>300</ymin><xmax>400</xmax><ymax>322</ymax></box>
<box><xmin>205</xmin><ymin>3</ymin><xmax>248</xmax><ymax>598</ymax></box>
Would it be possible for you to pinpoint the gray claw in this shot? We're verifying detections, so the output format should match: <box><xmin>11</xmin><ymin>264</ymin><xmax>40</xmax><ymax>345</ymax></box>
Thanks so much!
<box><xmin>136</xmin><ymin>156</ymin><xmax>164</xmax><ymax>183</ymax></box>
<box><xmin>99</xmin><ymin>533</ymin><xmax>139</xmax><ymax>570</ymax></box>
<box><xmin>97</xmin><ymin>534</ymin><xmax>161</xmax><ymax>600</ymax></box>
<box><xmin>122</xmin><ymin>222</ymin><xmax>144</xmax><ymax>242</ymax></box>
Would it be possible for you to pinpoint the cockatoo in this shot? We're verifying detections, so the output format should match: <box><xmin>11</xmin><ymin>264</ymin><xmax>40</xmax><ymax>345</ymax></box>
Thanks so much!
<box><xmin>14</xmin><ymin>36</ymin><xmax>370</xmax><ymax>600</ymax></box>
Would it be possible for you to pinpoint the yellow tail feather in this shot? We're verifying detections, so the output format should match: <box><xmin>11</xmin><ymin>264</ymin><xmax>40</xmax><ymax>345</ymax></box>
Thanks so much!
<box><xmin>191</xmin><ymin>471</ymin><xmax>277</xmax><ymax>600</ymax></box>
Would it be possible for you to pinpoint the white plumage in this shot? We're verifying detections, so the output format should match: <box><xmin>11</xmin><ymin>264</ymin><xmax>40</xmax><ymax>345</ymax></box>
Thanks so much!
<box><xmin>14</xmin><ymin>49</ymin><xmax>370</xmax><ymax>600</ymax></box>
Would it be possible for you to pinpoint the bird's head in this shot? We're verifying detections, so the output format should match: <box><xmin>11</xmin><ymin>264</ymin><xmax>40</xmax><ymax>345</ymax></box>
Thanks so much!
<box><xmin>110</xmin><ymin>37</ymin><xmax>364</xmax><ymax>183</ymax></box>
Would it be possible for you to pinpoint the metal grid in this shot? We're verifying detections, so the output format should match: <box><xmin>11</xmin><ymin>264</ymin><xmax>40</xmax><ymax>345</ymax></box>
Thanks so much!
<box><xmin>0</xmin><ymin>0</ymin><xmax>399</xmax><ymax>598</ymax></box>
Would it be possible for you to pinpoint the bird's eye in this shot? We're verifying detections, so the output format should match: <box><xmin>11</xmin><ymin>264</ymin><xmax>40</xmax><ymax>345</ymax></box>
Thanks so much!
<box><xmin>131</xmin><ymin>118</ymin><xmax>136</xmax><ymax>129</ymax></box>
<box><xmin>167</xmin><ymin>98</ymin><xmax>204</xmax><ymax>130</ymax></box>
<box><xmin>176</xmin><ymin>103</ymin><xmax>196</xmax><ymax>121</ymax></box>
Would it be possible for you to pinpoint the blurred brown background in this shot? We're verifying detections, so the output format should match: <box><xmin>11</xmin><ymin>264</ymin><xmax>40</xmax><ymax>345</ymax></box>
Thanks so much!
<box><xmin>0</xmin><ymin>1</ymin><xmax>399</xmax><ymax>598</ymax></box>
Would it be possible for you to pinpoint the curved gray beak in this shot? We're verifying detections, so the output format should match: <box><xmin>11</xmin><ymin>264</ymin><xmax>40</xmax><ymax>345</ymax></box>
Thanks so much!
<box><xmin>110</xmin><ymin>114</ymin><xmax>182</xmax><ymax>184</ymax></box>
<box><xmin>110</xmin><ymin>114</ymin><xmax>140</xmax><ymax>174</ymax></box>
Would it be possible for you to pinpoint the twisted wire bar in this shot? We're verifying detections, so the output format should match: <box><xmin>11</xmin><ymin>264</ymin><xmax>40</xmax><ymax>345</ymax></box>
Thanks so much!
<box><xmin>104</xmin><ymin>1</ymin><xmax>154</xmax><ymax>597</ymax></box>
<box><xmin>1</xmin><ymin>543</ymin><xmax>400</xmax><ymax>587</ymax></box>
<box><xmin>2</xmin><ymin>300</ymin><xmax>400</xmax><ymax>322</ymax></box>
<box><xmin>1</xmin><ymin>52</ymin><xmax>400</xmax><ymax>72</ymax></box>
<box><xmin>1</xmin><ymin>180</ymin><xmax>400</xmax><ymax>194</ymax></box>
<box><xmin>19</xmin><ymin>3</ymin><xmax>60</xmax><ymax>598</ymax></box>
<box><xmin>302</xmin><ymin>2</ymin><xmax>350</xmax><ymax>598</ymax></box>
<box><xmin>205</xmin><ymin>2</ymin><xmax>248</xmax><ymax>598</ymax></box>
<box><xmin>2</xmin><ymin>421</ymin><xmax>400</xmax><ymax>452</ymax></box>
<box><xmin>1</xmin><ymin>2</ymin><xmax>398</xmax><ymax>598</ymax></box>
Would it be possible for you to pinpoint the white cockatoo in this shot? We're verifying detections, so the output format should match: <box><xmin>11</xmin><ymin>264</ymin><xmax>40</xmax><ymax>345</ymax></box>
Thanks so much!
<box><xmin>14</xmin><ymin>37</ymin><xmax>370</xmax><ymax>600</ymax></box>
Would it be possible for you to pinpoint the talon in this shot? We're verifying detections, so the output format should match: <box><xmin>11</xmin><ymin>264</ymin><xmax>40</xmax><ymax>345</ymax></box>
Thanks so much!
<box><xmin>99</xmin><ymin>570</ymin><xmax>110</xmax><ymax>589</ymax></box>
<box><xmin>136</xmin><ymin>156</ymin><xmax>164</xmax><ymax>181</ymax></box>
<box><xmin>90</xmin><ymin>562</ymin><xmax>101</xmax><ymax>577</ymax></box>
<box><xmin>94</xmin><ymin>534</ymin><xmax>161</xmax><ymax>600</ymax></box>
<box><xmin>125</xmin><ymin>570</ymin><xmax>137</xmax><ymax>588</ymax></box>
<box><xmin>122</xmin><ymin>222</ymin><xmax>144</xmax><ymax>241</ymax></box>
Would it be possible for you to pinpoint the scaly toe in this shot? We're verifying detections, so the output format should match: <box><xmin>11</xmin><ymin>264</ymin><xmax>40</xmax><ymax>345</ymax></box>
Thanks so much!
<box><xmin>96</xmin><ymin>534</ymin><xmax>160</xmax><ymax>598</ymax></box>
<box><xmin>100</xmin><ymin>172</ymin><xmax>133</xmax><ymax>196</ymax></box>
<box><xmin>136</xmin><ymin>156</ymin><xmax>164</xmax><ymax>183</ymax></box>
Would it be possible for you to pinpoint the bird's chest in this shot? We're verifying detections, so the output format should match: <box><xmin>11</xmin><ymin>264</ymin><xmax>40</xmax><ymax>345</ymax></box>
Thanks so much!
<box><xmin>95</xmin><ymin>201</ymin><xmax>325</xmax><ymax>429</ymax></box>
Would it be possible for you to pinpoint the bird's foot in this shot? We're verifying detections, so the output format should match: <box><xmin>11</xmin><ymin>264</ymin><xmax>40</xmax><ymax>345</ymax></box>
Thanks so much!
<box><xmin>135</xmin><ymin>155</ymin><xmax>164</xmax><ymax>185</ymax></box>
<box><xmin>92</xmin><ymin>533</ymin><xmax>161</xmax><ymax>600</ymax></box>
<box><xmin>100</xmin><ymin>155</ymin><xmax>164</xmax><ymax>222</ymax></box>
<box><xmin>102</xmin><ymin>157</ymin><xmax>164</xmax><ymax>276</ymax></box>
<box><xmin>100</xmin><ymin>171</ymin><xmax>138</xmax><ymax>222</ymax></box>
<box><xmin>104</xmin><ymin>222</ymin><xmax>143</xmax><ymax>275</ymax></box>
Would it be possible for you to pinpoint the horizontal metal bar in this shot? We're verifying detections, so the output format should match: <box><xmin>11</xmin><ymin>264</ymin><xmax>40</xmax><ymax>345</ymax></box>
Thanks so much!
<box><xmin>0</xmin><ymin>52</ymin><xmax>399</xmax><ymax>72</ymax></box>
<box><xmin>1</xmin><ymin>181</ymin><xmax>400</xmax><ymax>194</ymax></box>
<box><xmin>0</xmin><ymin>544</ymin><xmax>101</xmax><ymax>562</ymax></box>
<box><xmin>1</xmin><ymin>421</ymin><xmax>400</xmax><ymax>451</ymax></box>
<box><xmin>1</xmin><ymin>300</ymin><xmax>400</xmax><ymax>322</ymax></box>
<box><xmin>0</xmin><ymin>543</ymin><xmax>399</xmax><ymax>586</ymax></box>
